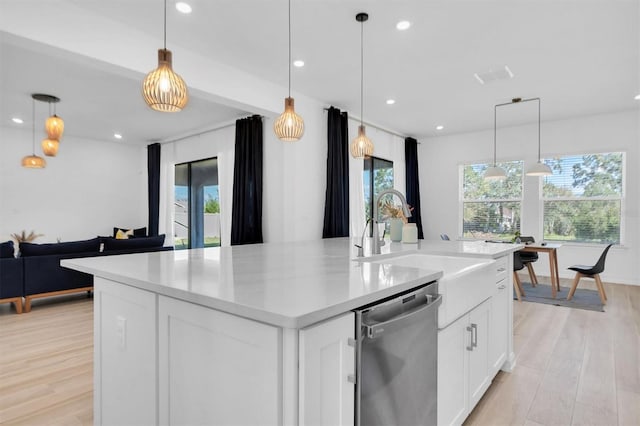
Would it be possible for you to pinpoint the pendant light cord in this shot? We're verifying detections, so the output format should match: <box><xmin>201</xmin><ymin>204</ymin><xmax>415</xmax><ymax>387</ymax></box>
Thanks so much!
<box><xmin>32</xmin><ymin>98</ymin><xmax>36</xmax><ymax>154</ymax></box>
<box><xmin>537</xmin><ymin>98</ymin><xmax>541</xmax><ymax>162</ymax></box>
<box><xmin>288</xmin><ymin>0</ymin><xmax>291</xmax><ymax>97</ymax></box>
<box><xmin>163</xmin><ymin>0</ymin><xmax>167</xmax><ymax>50</ymax></box>
<box><xmin>493</xmin><ymin>104</ymin><xmax>498</xmax><ymax>166</ymax></box>
<box><xmin>360</xmin><ymin>18</ymin><xmax>364</xmax><ymax>126</ymax></box>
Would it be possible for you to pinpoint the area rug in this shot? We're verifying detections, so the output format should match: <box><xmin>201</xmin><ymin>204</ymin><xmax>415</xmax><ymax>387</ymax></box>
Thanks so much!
<box><xmin>515</xmin><ymin>282</ymin><xmax>604</xmax><ymax>312</ymax></box>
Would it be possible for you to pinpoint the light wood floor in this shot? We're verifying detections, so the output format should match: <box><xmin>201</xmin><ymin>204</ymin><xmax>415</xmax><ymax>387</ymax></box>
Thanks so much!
<box><xmin>0</xmin><ymin>278</ymin><xmax>638</xmax><ymax>426</ymax></box>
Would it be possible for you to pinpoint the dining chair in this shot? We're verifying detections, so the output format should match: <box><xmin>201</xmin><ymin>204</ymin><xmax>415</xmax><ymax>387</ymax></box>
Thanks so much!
<box><xmin>519</xmin><ymin>236</ymin><xmax>539</xmax><ymax>286</ymax></box>
<box><xmin>512</xmin><ymin>252</ymin><xmax>525</xmax><ymax>301</ymax></box>
<box><xmin>566</xmin><ymin>244</ymin><xmax>613</xmax><ymax>304</ymax></box>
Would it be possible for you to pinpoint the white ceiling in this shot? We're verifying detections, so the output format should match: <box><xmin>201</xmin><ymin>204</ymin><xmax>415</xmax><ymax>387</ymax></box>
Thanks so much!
<box><xmin>1</xmin><ymin>0</ymin><xmax>638</xmax><ymax>145</ymax></box>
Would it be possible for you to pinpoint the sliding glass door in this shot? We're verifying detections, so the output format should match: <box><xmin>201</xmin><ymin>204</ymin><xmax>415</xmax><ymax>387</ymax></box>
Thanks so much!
<box><xmin>174</xmin><ymin>158</ymin><xmax>220</xmax><ymax>249</ymax></box>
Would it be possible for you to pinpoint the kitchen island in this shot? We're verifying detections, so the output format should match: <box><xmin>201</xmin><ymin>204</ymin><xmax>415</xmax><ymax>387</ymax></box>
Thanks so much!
<box><xmin>62</xmin><ymin>238</ymin><xmax>520</xmax><ymax>426</ymax></box>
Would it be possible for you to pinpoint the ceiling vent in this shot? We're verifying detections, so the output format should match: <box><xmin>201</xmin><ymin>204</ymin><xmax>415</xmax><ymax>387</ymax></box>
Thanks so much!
<box><xmin>474</xmin><ymin>65</ymin><xmax>514</xmax><ymax>85</ymax></box>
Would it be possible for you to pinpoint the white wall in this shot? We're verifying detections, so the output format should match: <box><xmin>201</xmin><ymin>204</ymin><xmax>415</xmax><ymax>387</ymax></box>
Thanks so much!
<box><xmin>419</xmin><ymin>110</ymin><xmax>640</xmax><ymax>285</ymax></box>
<box><xmin>0</xmin><ymin>126</ymin><xmax>146</xmax><ymax>243</ymax></box>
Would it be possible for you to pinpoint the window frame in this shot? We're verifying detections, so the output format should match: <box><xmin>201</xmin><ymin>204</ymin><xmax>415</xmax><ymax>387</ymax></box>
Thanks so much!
<box><xmin>459</xmin><ymin>160</ymin><xmax>524</xmax><ymax>240</ymax></box>
<box><xmin>540</xmin><ymin>151</ymin><xmax>625</xmax><ymax>245</ymax></box>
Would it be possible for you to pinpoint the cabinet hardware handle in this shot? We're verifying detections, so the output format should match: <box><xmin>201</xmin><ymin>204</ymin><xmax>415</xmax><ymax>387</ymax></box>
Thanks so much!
<box><xmin>497</xmin><ymin>284</ymin><xmax>506</xmax><ymax>290</ymax></box>
<box><xmin>466</xmin><ymin>326</ymin><xmax>474</xmax><ymax>351</ymax></box>
<box><xmin>471</xmin><ymin>323</ymin><xmax>478</xmax><ymax>348</ymax></box>
<box><xmin>497</xmin><ymin>267</ymin><xmax>506</xmax><ymax>272</ymax></box>
<box><xmin>347</xmin><ymin>374</ymin><xmax>357</xmax><ymax>384</ymax></box>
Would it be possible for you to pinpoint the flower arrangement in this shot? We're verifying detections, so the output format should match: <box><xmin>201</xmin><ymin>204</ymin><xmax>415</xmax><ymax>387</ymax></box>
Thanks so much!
<box><xmin>11</xmin><ymin>230</ymin><xmax>43</xmax><ymax>243</ymax></box>
<box><xmin>380</xmin><ymin>200</ymin><xmax>413</xmax><ymax>224</ymax></box>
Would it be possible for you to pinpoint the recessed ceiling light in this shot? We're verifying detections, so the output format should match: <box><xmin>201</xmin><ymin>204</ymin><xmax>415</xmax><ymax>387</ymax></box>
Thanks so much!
<box><xmin>386</xmin><ymin>99</ymin><xmax>396</xmax><ymax>105</ymax></box>
<box><xmin>635</xmin><ymin>94</ymin><xmax>640</xmax><ymax>100</ymax></box>
<box><xmin>11</xmin><ymin>117</ymin><xmax>24</xmax><ymax>124</ymax></box>
<box><xmin>114</xmin><ymin>133</ymin><xmax>123</xmax><ymax>139</ymax></box>
<box><xmin>436</xmin><ymin>125</ymin><xmax>444</xmax><ymax>131</ymax></box>
<box><xmin>396</xmin><ymin>20</ymin><xmax>411</xmax><ymax>31</ymax></box>
<box><xmin>293</xmin><ymin>60</ymin><xmax>305</xmax><ymax>67</ymax></box>
<box><xmin>175</xmin><ymin>2</ymin><xmax>192</xmax><ymax>14</ymax></box>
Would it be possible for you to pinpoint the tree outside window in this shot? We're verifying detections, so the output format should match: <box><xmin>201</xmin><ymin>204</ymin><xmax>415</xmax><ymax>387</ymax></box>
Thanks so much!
<box><xmin>462</xmin><ymin>161</ymin><xmax>523</xmax><ymax>240</ymax></box>
<box><xmin>543</xmin><ymin>153</ymin><xmax>623</xmax><ymax>243</ymax></box>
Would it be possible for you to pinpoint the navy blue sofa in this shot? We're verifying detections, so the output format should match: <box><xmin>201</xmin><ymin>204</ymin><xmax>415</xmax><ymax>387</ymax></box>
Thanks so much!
<box><xmin>0</xmin><ymin>235</ymin><xmax>172</xmax><ymax>313</ymax></box>
<box><xmin>0</xmin><ymin>241</ymin><xmax>24</xmax><ymax>313</ymax></box>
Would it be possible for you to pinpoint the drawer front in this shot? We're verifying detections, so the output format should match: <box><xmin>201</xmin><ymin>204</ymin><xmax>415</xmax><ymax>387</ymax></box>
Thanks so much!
<box><xmin>495</xmin><ymin>256</ymin><xmax>508</xmax><ymax>283</ymax></box>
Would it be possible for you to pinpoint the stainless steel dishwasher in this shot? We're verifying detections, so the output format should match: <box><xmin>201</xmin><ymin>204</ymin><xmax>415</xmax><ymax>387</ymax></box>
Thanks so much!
<box><xmin>354</xmin><ymin>282</ymin><xmax>441</xmax><ymax>426</ymax></box>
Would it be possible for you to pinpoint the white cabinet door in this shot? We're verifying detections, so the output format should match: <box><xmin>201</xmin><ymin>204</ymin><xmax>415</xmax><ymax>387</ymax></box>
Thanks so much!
<box><xmin>299</xmin><ymin>312</ymin><xmax>355</xmax><ymax>426</ymax></box>
<box><xmin>93</xmin><ymin>278</ymin><xmax>157</xmax><ymax>426</ymax></box>
<box><xmin>489</xmin><ymin>278</ymin><xmax>509</xmax><ymax>376</ymax></box>
<box><xmin>437</xmin><ymin>314</ymin><xmax>469</xmax><ymax>426</ymax></box>
<box><xmin>158</xmin><ymin>296</ymin><xmax>280</xmax><ymax>426</ymax></box>
<box><xmin>468</xmin><ymin>299</ymin><xmax>491</xmax><ymax>408</ymax></box>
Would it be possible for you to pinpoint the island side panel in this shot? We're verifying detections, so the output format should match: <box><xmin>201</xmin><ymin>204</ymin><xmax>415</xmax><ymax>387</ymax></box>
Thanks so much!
<box><xmin>158</xmin><ymin>296</ymin><xmax>280</xmax><ymax>426</ymax></box>
<box><xmin>94</xmin><ymin>277</ymin><xmax>158</xmax><ymax>426</ymax></box>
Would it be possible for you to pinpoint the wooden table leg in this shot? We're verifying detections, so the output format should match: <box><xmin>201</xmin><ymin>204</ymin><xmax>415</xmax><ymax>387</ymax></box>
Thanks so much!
<box><xmin>553</xmin><ymin>250</ymin><xmax>561</xmax><ymax>292</ymax></box>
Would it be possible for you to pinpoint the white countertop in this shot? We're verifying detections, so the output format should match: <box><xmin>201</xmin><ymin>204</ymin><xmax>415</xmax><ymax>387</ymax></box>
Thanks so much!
<box><xmin>62</xmin><ymin>238</ymin><xmax>520</xmax><ymax>329</ymax></box>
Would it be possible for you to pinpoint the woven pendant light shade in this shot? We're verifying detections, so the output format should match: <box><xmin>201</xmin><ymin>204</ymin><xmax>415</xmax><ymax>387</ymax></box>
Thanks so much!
<box><xmin>21</xmin><ymin>155</ymin><xmax>46</xmax><ymax>168</ymax></box>
<box><xmin>350</xmin><ymin>125</ymin><xmax>374</xmax><ymax>159</ymax></box>
<box><xmin>41</xmin><ymin>138</ymin><xmax>60</xmax><ymax>156</ymax></box>
<box><xmin>142</xmin><ymin>49</ymin><xmax>189</xmax><ymax>112</ymax></box>
<box><xmin>274</xmin><ymin>97</ymin><xmax>304</xmax><ymax>141</ymax></box>
<box><xmin>45</xmin><ymin>115</ymin><xmax>64</xmax><ymax>140</ymax></box>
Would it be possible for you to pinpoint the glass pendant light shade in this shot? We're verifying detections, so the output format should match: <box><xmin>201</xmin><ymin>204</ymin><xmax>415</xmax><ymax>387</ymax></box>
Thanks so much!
<box><xmin>41</xmin><ymin>138</ymin><xmax>60</xmax><ymax>156</ymax></box>
<box><xmin>526</xmin><ymin>161</ymin><xmax>552</xmax><ymax>176</ymax></box>
<box><xmin>142</xmin><ymin>49</ymin><xmax>189</xmax><ymax>112</ymax></box>
<box><xmin>485</xmin><ymin>165</ymin><xmax>507</xmax><ymax>180</ymax></box>
<box><xmin>350</xmin><ymin>125</ymin><xmax>374</xmax><ymax>159</ymax></box>
<box><xmin>274</xmin><ymin>97</ymin><xmax>304</xmax><ymax>141</ymax></box>
<box><xmin>45</xmin><ymin>114</ymin><xmax>64</xmax><ymax>140</ymax></box>
<box><xmin>21</xmin><ymin>155</ymin><xmax>46</xmax><ymax>168</ymax></box>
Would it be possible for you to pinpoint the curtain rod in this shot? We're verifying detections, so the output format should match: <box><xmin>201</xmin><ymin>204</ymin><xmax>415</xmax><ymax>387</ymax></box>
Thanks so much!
<box><xmin>159</xmin><ymin>115</ymin><xmax>264</xmax><ymax>145</ymax></box>
<box><xmin>322</xmin><ymin>107</ymin><xmax>411</xmax><ymax>140</ymax></box>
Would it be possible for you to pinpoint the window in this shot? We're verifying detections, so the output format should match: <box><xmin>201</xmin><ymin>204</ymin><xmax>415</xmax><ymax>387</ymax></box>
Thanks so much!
<box><xmin>542</xmin><ymin>152</ymin><xmax>623</xmax><ymax>243</ymax></box>
<box><xmin>461</xmin><ymin>161</ymin><xmax>523</xmax><ymax>239</ymax></box>
<box><xmin>174</xmin><ymin>158</ymin><xmax>221</xmax><ymax>249</ymax></box>
<box><xmin>364</xmin><ymin>156</ymin><xmax>394</xmax><ymax>222</ymax></box>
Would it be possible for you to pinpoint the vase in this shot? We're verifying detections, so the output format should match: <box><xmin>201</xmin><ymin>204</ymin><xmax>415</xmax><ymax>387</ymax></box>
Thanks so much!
<box><xmin>389</xmin><ymin>218</ymin><xmax>403</xmax><ymax>242</ymax></box>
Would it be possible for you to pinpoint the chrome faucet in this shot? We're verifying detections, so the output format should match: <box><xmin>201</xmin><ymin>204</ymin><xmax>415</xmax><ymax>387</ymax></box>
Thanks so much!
<box><xmin>371</xmin><ymin>189</ymin><xmax>412</xmax><ymax>254</ymax></box>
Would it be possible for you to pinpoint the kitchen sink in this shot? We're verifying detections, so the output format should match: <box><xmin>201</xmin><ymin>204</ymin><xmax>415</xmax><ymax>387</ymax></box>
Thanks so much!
<box><xmin>363</xmin><ymin>254</ymin><xmax>496</xmax><ymax>328</ymax></box>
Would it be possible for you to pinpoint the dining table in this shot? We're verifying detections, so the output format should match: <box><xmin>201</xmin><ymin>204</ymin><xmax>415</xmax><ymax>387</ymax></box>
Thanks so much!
<box><xmin>519</xmin><ymin>243</ymin><xmax>562</xmax><ymax>298</ymax></box>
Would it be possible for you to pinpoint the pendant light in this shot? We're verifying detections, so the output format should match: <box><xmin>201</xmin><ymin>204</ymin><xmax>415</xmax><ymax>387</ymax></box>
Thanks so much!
<box><xmin>525</xmin><ymin>98</ymin><xmax>552</xmax><ymax>176</ymax></box>
<box><xmin>274</xmin><ymin>0</ymin><xmax>304</xmax><ymax>141</ymax></box>
<box><xmin>45</xmin><ymin>98</ymin><xmax>64</xmax><ymax>141</ymax></box>
<box><xmin>142</xmin><ymin>0</ymin><xmax>189</xmax><ymax>112</ymax></box>
<box><xmin>350</xmin><ymin>12</ymin><xmax>374</xmax><ymax>159</ymax></box>
<box><xmin>22</xmin><ymin>95</ymin><xmax>46</xmax><ymax>169</ymax></box>
<box><xmin>484</xmin><ymin>103</ymin><xmax>507</xmax><ymax>180</ymax></box>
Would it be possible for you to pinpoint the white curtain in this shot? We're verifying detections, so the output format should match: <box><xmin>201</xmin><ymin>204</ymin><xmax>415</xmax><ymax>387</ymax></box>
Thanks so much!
<box><xmin>159</xmin><ymin>143</ymin><xmax>176</xmax><ymax>244</ymax></box>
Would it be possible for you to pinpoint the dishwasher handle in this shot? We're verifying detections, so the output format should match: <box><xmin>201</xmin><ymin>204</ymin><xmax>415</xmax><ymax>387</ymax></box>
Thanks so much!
<box><xmin>363</xmin><ymin>294</ymin><xmax>442</xmax><ymax>339</ymax></box>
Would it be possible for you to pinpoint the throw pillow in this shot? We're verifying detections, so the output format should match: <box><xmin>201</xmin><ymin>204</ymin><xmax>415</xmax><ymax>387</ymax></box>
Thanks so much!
<box><xmin>115</xmin><ymin>229</ymin><xmax>133</xmax><ymax>239</ymax></box>
<box><xmin>0</xmin><ymin>240</ymin><xmax>15</xmax><ymax>258</ymax></box>
<box><xmin>103</xmin><ymin>234</ymin><xmax>165</xmax><ymax>251</ymax></box>
<box><xmin>113</xmin><ymin>227</ymin><xmax>147</xmax><ymax>238</ymax></box>
<box><xmin>20</xmin><ymin>237</ymin><xmax>102</xmax><ymax>257</ymax></box>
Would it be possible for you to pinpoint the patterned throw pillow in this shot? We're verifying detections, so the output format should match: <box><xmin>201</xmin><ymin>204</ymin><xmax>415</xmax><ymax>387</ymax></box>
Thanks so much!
<box><xmin>115</xmin><ymin>229</ymin><xmax>134</xmax><ymax>239</ymax></box>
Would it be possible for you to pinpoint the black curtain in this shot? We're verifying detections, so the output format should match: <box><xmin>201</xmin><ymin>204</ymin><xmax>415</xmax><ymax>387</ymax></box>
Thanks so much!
<box><xmin>231</xmin><ymin>115</ymin><xmax>263</xmax><ymax>245</ymax></box>
<box><xmin>405</xmin><ymin>137</ymin><xmax>424</xmax><ymax>239</ymax></box>
<box><xmin>147</xmin><ymin>143</ymin><xmax>161</xmax><ymax>237</ymax></box>
<box><xmin>322</xmin><ymin>107</ymin><xmax>350</xmax><ymax>238</ymax></box>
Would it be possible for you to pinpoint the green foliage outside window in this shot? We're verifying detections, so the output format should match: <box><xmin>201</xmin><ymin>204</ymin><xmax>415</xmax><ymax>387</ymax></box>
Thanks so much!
<box><xmin>462</xmin><ymin>161</ymin><xmax>523</xmax><ymax>240</ymax></box>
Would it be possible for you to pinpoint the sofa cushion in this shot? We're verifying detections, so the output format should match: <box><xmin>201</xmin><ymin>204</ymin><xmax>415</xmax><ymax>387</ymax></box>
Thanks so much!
<box><xmin>113</xmin><ymin>227</ymin><xmax>147</xmax><ymax>238</ymax></box>
<box><xmin>103</xmin><ymin>234</ymin><xmax>165</xmax><ymax>251</ymax></box>
<box><xmin>20</xmin><ymin>237</ymin><xmax>101</xmax><ymax>257</ymax></box>
<box><xmin>0</xmin><ymin>240</ymin><xmax>15</xmax><ymax>258</ymax></box>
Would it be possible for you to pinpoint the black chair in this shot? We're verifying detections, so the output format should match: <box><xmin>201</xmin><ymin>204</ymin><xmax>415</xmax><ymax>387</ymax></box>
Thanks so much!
<box><xmin>567</xmin><ymin>244</ymin><xmax>613</xmax><ymax>304</ymax></box>
<box><xmin>440</xmin><ymin>234</ymin><xmax>450</xmax><ymax>241</ymax></box>
<box><xmin>519</xmin><ymin>236</ymin><xmax>539</xmax><ymax>285</ymax></box>
<box><xmin>513</xmin><ymin>252</ymin><xmax>525</xmax><ymax>301</ymax></box>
